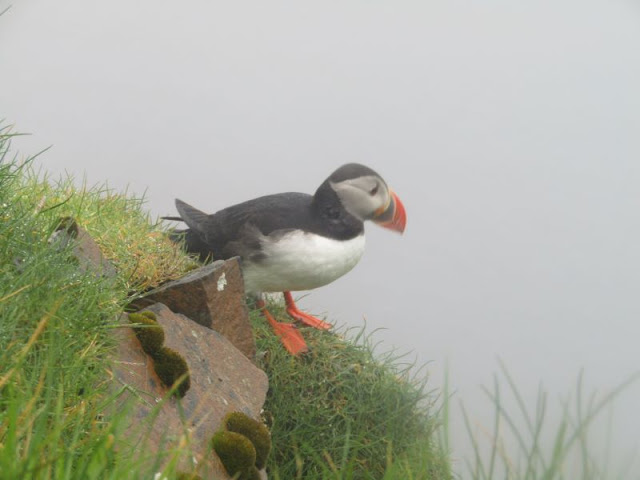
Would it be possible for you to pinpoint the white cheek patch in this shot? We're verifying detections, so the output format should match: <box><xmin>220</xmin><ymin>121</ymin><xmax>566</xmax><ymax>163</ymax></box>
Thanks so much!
<box><xmin>331</xmin><ymin>176</ymin><xmax>388</xmax><ymax>221</ymax></box>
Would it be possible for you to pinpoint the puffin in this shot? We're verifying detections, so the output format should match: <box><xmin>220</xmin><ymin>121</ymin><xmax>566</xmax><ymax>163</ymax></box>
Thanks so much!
<box><xmin>167</xmin><ymin>163</ymin><xmax>406</xmax><ymax>355</ymax></box>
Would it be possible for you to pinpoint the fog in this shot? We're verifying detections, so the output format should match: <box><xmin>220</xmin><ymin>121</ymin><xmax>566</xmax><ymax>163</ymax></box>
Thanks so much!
<box><xmin>2</xmin><ymin>0</ymin><xmax>639</xmax><ymax>476</ymax></box>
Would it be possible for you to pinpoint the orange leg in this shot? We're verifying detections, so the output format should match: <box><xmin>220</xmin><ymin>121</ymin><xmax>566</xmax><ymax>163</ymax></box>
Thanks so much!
<box><xmin>284</xmin><ymin>291</ymin><xmax>332</xmax><ymax>330</ymax></box>
<box><xmin>256</xmin><ymin>298</ymin><xmax>308</xmax><ymax>355</ymax></box>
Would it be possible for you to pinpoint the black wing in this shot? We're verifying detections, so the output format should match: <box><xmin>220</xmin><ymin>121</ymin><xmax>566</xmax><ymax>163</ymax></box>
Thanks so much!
<box><xmin>175</xmin><ymin>193</ymin><xmax>314</xmax><ymax>261</ymax></box>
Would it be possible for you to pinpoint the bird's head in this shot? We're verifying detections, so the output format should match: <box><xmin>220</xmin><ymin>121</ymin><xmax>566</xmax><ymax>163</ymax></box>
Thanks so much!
<box><xmin>326</xmin><ymin>163</ymin><xmax>407</xmax><ymax>233</ymax></box>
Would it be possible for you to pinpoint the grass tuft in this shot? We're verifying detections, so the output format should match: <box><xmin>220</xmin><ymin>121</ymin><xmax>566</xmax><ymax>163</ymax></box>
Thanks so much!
<box><xmin>1</xmin><ymin>127</ymin><xmax>134</xmax><ymax>478</ymax></box>
<box><xmin>458</xmin><ymin>359</ymin><xmax>640</xmax><ymax>480</ymax></box>
<box><xmin>3</xmin><ymin>153</ymin><xmax>197</xmax><ymax>291</ymax></box>
<box><xmin>251</xmin><ymin>299</ymin><xmax>451</xmax><ymax>480</ymax></box>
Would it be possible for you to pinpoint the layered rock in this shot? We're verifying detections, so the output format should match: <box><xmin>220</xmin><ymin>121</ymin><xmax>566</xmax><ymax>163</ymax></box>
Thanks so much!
<box><xmin>115</xmin><ymin>303</ymin><xmax>268</xmax><ymax>479</ymax></box>
<box><xmin>133</xmin><ymin>259</ymin><xmax>255</xmax><ymax>359</ymax></box>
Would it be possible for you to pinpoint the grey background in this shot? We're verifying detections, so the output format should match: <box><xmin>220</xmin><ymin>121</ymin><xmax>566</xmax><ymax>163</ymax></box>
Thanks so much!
<box><xmin>2</xmin><ymin>0</ymin><xmax>639</xmax><ymax>475</ymax></box>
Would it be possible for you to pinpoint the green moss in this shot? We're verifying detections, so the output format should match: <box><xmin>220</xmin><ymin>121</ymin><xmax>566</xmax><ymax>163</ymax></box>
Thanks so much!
<box><xmin>176</xmin><ymin>473</ymin><xmax>203</xmax><ymax>480</ymax></box>
<box><xmin>223</xmin><ymin>412</ymin><xmax>271</xmax><ymax>469</ymax></box>
<box><xmin>140</xmin><ymin>310</ymin><xmax>156</xmax><ymax>320</ymax></box>
<box><xmin>128</xmin><ymin>312</ymin><xmax>165</xmax><ymax>354</ymax></box>
<box><xmin>153</xmin><ymin>346</ymin><xmax>190</xmax><ymax>397</ymax></box>
<box><xmin>128</xmin><ymin>311</ymin><xmax>190</xmax><ymax>397</ymax></box>
<box><xmin>245</xmin><ymin>466</ymin><xmax>261</xmax><ymax>480</ymax></box>
<box><xmin>212</xmin><ymin>430</ymin><xmax>256</xmax><ymax>480</ymax></box>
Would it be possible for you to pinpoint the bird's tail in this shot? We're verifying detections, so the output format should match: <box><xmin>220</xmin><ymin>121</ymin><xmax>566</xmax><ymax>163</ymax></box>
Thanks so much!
<box><xmin>161</xmin><ymin>215</ymin><xmax>187</xmax><ymax>243</ymax></box>
<box><xmin>162</xmin><ymin>223</ymin><xmax>213</xmax><ymax>263</ymax></box>
<box><xmin>161</xmin><ymin>215</ymin><xmax>184</xmax><ymax>222</ymax></box>
<box><xmin>162</xmin><ymin>200</ymin><xmax>215</xmax><ymax>262</ymax></box>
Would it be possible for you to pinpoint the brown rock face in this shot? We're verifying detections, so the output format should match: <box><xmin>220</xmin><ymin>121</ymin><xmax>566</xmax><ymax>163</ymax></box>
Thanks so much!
<box><xmin>132</xmin><ymin>258</ymin><xmax>256</xmax><ymax>359</ymax></box>
<box><xmin>114</xmin><ymin>303</ymin><xmax>268</xmax><ymax>479</ymax></box>
<box><xmin>48</xmin><ymin>219</ymin><xmax>117</xmax><ymax>278</ymax></box>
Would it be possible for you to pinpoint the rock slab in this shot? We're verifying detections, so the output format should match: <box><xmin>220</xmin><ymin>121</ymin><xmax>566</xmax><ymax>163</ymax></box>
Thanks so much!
<box><xmin>133</xmin><ymin>258</ymin><xmax>256</xmax><ymax>359</ymax></box>
<box><xmin>114</xmin><ymin>302</ymin><xmax>268</xmax><ymax>479</ymax></box>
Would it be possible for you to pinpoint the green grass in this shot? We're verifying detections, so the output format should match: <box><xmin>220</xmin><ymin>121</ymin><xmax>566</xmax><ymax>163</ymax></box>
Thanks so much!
<box><xmin>251</xmin><ymin>301</ymin><xmax>451</xmax><ymax>479</ymax></box>
<box><xmin>0</xmin><ymin>127</ymin><xmax>199</xmax><ymax>479</ymax></box>
<box><xmin>455</xmin><ymin>360</ymin><xmax>639</xmax><ymax>480</ymax></box>
<box><xmin>1</xmin><ymin>141</ymin><xmax>196</xmax><ymax>291</ymax></box>
<box><xmin>0</xmin><ymin>129</ymin><xmax>130</xmax><ymax>478</ymax></box>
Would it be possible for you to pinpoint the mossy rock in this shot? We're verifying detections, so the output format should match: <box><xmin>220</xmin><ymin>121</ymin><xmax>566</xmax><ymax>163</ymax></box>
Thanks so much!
<box><xmin>140</xmin><ymin>310</ymin><xmax>157</xmax><ymax>320</ymax></box>
<box><xmin>223</xmin><ymin>412</ymin><xmax>271</xmax><ymax>469</ymax></box>
<box><xmin>212</xmin><ymin>430</ymin><xmax>257</xmax><ymax>480</ymax></box>
<box><xmin>128</xmin><ymin>312</ymin><xmax>164</xmax><ymax>354</ymax></box>
<box><xmin>245</xmin><ymin>466</ymin><xmax>261</xmax><ymax>480</ymax></box>
<box><xmin>153</xmin><ymin>346</ymin><xmax>190</xmax><ymax>397</ymax></box>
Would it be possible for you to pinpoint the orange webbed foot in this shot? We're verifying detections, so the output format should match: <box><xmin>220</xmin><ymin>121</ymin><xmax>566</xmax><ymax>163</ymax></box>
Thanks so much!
<box><xmin>284</xmin><ymin>291</ymin><xmax>332</xmax><ymax>330</ymax></box>
<box><xmin>257</xmin><ymin>298</ymin><xmax>308</xmax><ymax>355</ymax></box>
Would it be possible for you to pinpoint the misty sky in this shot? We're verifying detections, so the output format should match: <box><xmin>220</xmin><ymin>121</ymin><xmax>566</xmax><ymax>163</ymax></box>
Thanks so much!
<box><xmin>2</xmin><ymin>0</ymin><xmax>640</xmax><ymax>476</ymax></box>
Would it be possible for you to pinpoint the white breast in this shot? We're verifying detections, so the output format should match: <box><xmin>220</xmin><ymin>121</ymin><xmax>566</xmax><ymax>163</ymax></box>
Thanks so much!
<box><xmin>242</xmin><ymin>231</ymin><xmax>366</xmax><ymax>294</ymax></box>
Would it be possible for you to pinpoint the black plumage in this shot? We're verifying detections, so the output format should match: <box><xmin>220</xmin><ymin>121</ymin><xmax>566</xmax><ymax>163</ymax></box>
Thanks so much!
<box><xmin>173</xmin><ymin>177</ymin><xmax>364</xmax><ymax>264</ymax></box>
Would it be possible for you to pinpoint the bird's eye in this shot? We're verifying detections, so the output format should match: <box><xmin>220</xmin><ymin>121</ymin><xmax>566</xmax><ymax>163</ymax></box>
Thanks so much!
<box><xmin>369</xmin><ymin>185</ymin><xmax>379</xmax><ymax>196</ymax></box>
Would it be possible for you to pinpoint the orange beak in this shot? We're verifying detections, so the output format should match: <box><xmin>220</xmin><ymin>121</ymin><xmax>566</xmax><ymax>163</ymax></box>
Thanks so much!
<box><xmin>373</xmin><ymin>190</ymin><xmax>407</xmax><ymax>233</ymax></box>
